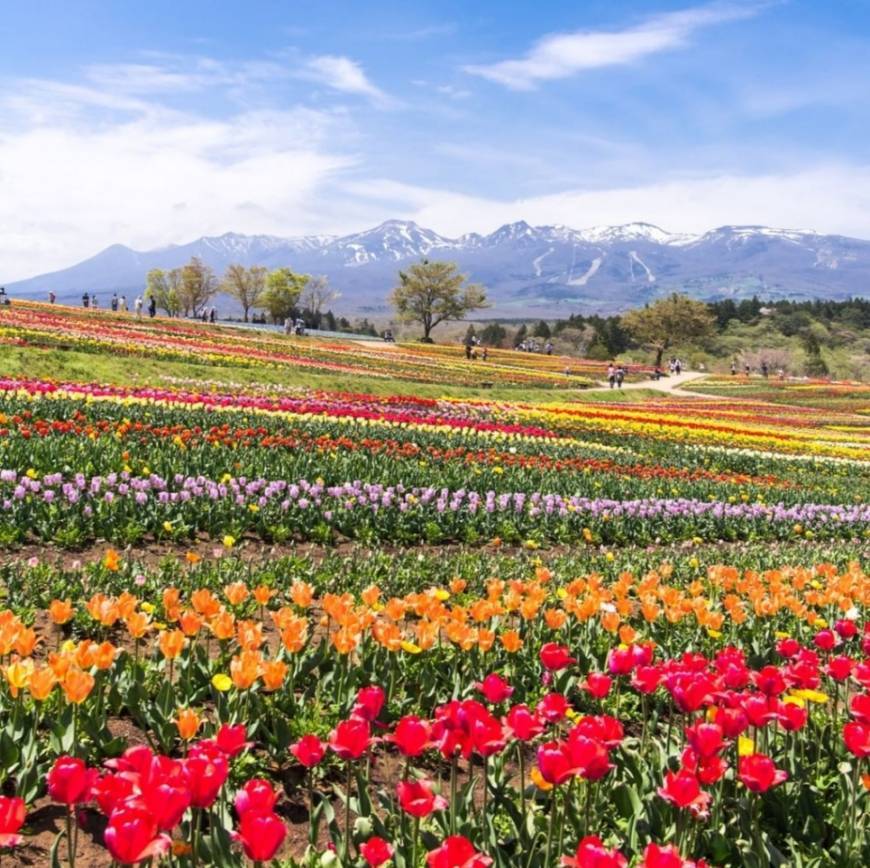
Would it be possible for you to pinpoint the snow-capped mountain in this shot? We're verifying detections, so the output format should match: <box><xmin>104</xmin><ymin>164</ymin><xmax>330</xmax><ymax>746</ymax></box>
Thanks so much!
<box><xmin>6</xmin><ymin>220</ymin><xmax>870</xmax><ymax>315</ymax></box>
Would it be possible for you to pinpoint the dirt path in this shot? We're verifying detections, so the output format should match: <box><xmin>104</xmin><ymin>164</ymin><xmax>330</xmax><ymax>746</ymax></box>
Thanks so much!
<box><xmin>587</xmin><ymin>371</ymin><xmax>712</xmax><ymax>397</ymax></box>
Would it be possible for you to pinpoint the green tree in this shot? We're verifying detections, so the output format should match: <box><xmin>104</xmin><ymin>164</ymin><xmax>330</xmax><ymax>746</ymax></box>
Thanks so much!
<box><xmin>145</xmin><ymin>268</ymin><xmax>182</xmax><ymax>316</ymax></box>
<box><xmin>259</xmin><ymin>268</ymin><xmax>308</xmax><ymax>324</ymax></box>
<box><xmin>300</xmin><ymin>275</ymin><xmax>340</xmax><ymax>317</ymax></box>
<box><xmin>390</xmin><ymin>260</ymin><xmax>488</xmax><ymax>343</ymax></box>
<box><xmin>513</xmin><ymin>323</ymin><xmax>528</xmax><ymax>347</ymax></box>
<box><xmin>221</xmin><ymin>264</ymin><xmax>268</xmax><ymax>322</ymax></box>
<box><xmin>177</xmin><ymin>257</ymin><xmax>217</xmax><ymax>316</ymax></box>
<box><xmin>532</xmin><ymin>319</ymin><xmax>551</xmax><ymax>338</ymax></box>
<box><xmin>621</xmin><ymin>293</ymin><xmax>715</xmax><ymax>367</ymax></box>
<box><xmin>480</xmin><ymin>322</ymin><xmax>507</xmax><ymax>347</ymax></box>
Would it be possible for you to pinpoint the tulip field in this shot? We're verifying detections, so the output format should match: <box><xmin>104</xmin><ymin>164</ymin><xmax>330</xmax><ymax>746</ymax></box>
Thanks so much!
<box><xmin>0</xmin><ymin>308</ymin><xmax>866</xmax><ymax>867</ymax></box>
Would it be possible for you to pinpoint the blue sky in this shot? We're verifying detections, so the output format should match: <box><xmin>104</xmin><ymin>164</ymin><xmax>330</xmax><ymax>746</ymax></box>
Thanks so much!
<box><xmin>2</xmin><ymin>0</ymin><xmax>870</xmax><ymax>278</ymax></box>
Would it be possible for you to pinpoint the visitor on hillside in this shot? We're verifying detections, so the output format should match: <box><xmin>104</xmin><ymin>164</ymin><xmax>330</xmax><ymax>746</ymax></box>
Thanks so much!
<box><xmin>744</xmin><ymin>363</ymin><xmax>751</xmax><ymax>376</ymax></box>
<box><xmin>91</xmin><ymin>294</ymin><xmax>98</xmax><ymax>309</ymax></box>
<box><xmin>731</xmin><ymin>360</ymin><xmax>737</xmax><ymax>375</ymax></box>
<box><xmin>111</xmin><ymin>293</ymin><xmax>118</xmax><ymax>312</ymax></box>
<box><xmin>616</xmin><ymin>366</ymin><xmax>625</xmax><ymax>389</ymax></box>
<box><xmin>675</xmin><ymin>358</ymin><xmax>682</xmax><ymax>375</ymax></box>
<box><xmin>545</xmin><ymin>341</ymin><xmax>553</xmax><ymax>356</ymax></box>
<box><xmin>482</xmin><ymin>346</ymin><xmax>488</xmax><ymax>361</ymax></box>
<box><xmin>148</xmin><ymin>296</ymin><xmax>156</xmax><ymax>318</ymax></box>
<box><xmin>607</xmin><ymin>364</ymin><xmax>616</xmax><ymax>389</ymax></box>
<box><xmin>761</xmin><ymin>361</ymin><xmax>769</xmax><ymax>379</ymax></box>
<box><xmin>654</xmin><ymin>366</ymin><xmax>663</xmax><ymax>380</ymax></box>
<box><xmin>82</xmin><ymin>292</ymin><xmax>90</xmax><ymax>309</ymax></box>
<box><xmin>777</xmin><ymin>367</ymin><xmax>785</xmax><ymax>380</ymax></box>
<box><xmin>48</xmin><ymin>291</ymin><xmax>56</xmax><ymax>304</ymax></box>
<box><xmin>283</xmin><ymin>317</ymin><xmax>293</xmax><ymax>335</ymax></box>
<box><xmin>0</xmin><ymin>287</ymin><xmax>8</xmax><ymax>306</ymax></box>
<box><xmin>119</xmin><ymin>295</ymin><xmax>127</xmax><ymax>312</ymax></box>
<box><xmin>209</xmin><ymin>307</ymin><xmax>216</xmax><ymax>323</ymax></box>
<box><xmin>134</xmin><ymin>296</ymin><xmax>143</xmax><ymax>318</ymax></box>
<box><xmin>465</xmin><ymin>341</ymin><xmax>472</xmax><ymax>360</ymax></box>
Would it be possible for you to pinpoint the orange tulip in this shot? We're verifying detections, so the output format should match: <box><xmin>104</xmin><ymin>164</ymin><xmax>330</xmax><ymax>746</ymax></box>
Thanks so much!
<box><xmin>179</xmin><ymin>610</ymin><xmax>203</xmax><ymax>637</ymax></box>
<box><xmin>176</xmin><ymin>708</ymin><xmax>201</xmax><ymax>740</ymax></box>
<box><xmin>159</xmin><ymin>629</ymin><xmax>186</xmax><ymax>660</ymax></box>
<box><xmin>162</xmin><ymin>587</ymin><xmax>182</xmax><ymax>622</ymax></box>
<box><xmin>117</xmin><ymin>592</ymin><xmax>139</xmax><ymax>620</ymax></box>
<box><xmin>49</xmin><ymin>599</ymin><xmax>74</xmax><ymax>625</ymax></box>
<box><xmin>125</xmin><ymin>612</ymin><xmax>151</xmax><ymax>640</ymax></box>
<box><xmin>253</xmin><ymin>585</ymin><xmax>276</xmax><ymax>606</ymax></box>
<box><xmin>500</xmin><ymin>630</ymin><xmax>523</xmax><ymax>653</ymax></box>
<box><xmin>103</xmin><ymin>548</ymin><xmax>121</xmax><ymax>572</ymax></box>
<box><xmin>93</xmin><ymin>641</ymin><xmax>118</xmax><ymax>671</ymax></box>
<box><xmin>236</xmin><ymin>620</ymin><xmax>264</xmax><ymax>651</ymax></box>
<box><xmin>230</xmin><ymin>650</ymin><xmax>261</xmax><ymax>689</ymax></box>
<box><xmin>290</xmin><ymin>581</ymin><xmax>314</xmax><ymax>609</ymax></box>
<box><xmin>261</xmin><ymin>659</ymin><xmax>288</xmax><ymax>691</ymax></box>
<box><xmin>361</xmin><ymin>585</ymin><xmax>381</xmax><ymax>608</ymax></box>
<box><xmin>191</xmin><ymin>589</ymin><xmax>220</xmax><ymax>618</ymax></box>
<box><xmin>63</xmin><ymin>668</ymin><xmax>95</xmax><ymax>704</ymax></box>
<box><xmin>48</xmin><ymin>651</ymin><xmax>72</xmax><ymax>680</ymax></box>
<box><xmin>185</xmin><ymin>551</ymin><xmax>201</xmax><ymax>565</ymax></box>
<box><xmin>544</xmin><ymin>608</ymin><xmax>567</xmax><ymax>630</ymax></box>
<box><xmin>28</xmin><ymin>666</ymin><xmax>56</xmax><ymax>701</ymax></box>
<box><xmin>224</xmin><ymin>582</ymin><xmax>249</xmax><ymax>607</ymax></box>
<box><xmin>209</xmin><ymin>611</ymin><xmax>236</xmax><ymax>642</ymax></box>
<box><xmin>13</xmin><ymin>627</ymin><xmax>39</xmax><ymax>657</ymax></box>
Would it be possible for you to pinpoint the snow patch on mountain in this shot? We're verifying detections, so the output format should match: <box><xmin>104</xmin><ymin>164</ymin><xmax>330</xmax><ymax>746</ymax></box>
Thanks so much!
<box><xmin>567</xmin><ymin>256</ymin><xmax>603</xmax><ymax>286</ymax></box>
<box><xmin>532</xmin><ymin>247</ymin><xmax>555</xmax><ymax>277</ymax></box>
<box><xmin>629</xmin><ymin>251</ymin><xmax>655</xmax><ymax>283</ymax></box>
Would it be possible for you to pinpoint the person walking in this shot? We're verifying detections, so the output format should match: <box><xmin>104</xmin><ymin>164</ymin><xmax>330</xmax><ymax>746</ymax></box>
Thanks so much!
<box><xmin>110</xmin><ymin>293</ymin><xmax>118</xmax><ymax>312</ymax></box>
<box><xmin>48</xmin><ymin>290</ymin><xmax>56</xmax><ymax>304</ymax></box>
<box><xmin>607</xmin><ymin>363</ymin><xmax>616</xmax><ymax>389</ymax></box>
<box><xmin>82</xmin><ymin>292</ymin><xmax>89</xmax><ymax>309</ymax></box>
<box><xmin>616</xmin><ymin>365</ymin><xmax>625</xmax><ymax>389</ymax></box>
<box><xmin>134</xmin><ymin>296</ymin><xmax>143</xmax><ymax>318</ymax></box>
<box><xmin>545</xmin><ymin>340</ymin><xmax>553</xmax><ymax>356</ymax></box>
<box><xmin>209</xmin><ymin>307</ymin><xmax>216</xmax><ymax>323</ymax></box>
<box><xmin>148</xmin><ymin>296</ymin><xmax>156</xmax><ymax>318</ymax></box>
<box><xmin>119</xmin><ymin>295</ymin><xmax>127</xmax><ymax>313</ymax></box>
<box><xmin>91</xmin><ymin>294</ymin><xmax>98</xmax><ymax>309</ymax></box>
<box><xmin>761</xmin><ymin>361</ymin><xmax>769</xmax><ymax>379</ymax></box>
<box><xmin>482</xmin><ymin>346</ymin><xmax>488</xmax><ymax>361</ymax></box>
<box><xmin>674</xmin><ymin>358</ymin><xmax>682</xmax><ymax>375</ymax></box>
<box><xmin>730</xmin><ymin>360</ymin><xmax>737</xmax><ymax>375</ymax></box>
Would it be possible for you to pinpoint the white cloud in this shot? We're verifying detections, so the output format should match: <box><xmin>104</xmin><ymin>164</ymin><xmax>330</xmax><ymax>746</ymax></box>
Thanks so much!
<box><xmin>342</xmin><ymin>166</ymin><xmax>870</xmax><ymax>240</ymax></box>
<box><xmin>465</xmin><ymin>2</ymin><xmax>769</xmax><ymax>89</ymax></box>
<box><xmin>301</xmin><ymin>55</ymin><xmax>393</xmax><ymax>106</ymax></box>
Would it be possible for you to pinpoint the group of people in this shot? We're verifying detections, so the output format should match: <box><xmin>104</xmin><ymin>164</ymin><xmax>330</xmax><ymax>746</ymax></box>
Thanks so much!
<box><xmin>0</xmin><ymin>287</ymin><xmax>9</xmax><ymax>307</ymax></box>
<box><xmin>464</xmin><ymin>335</ymin><xmax>489</xmax><ymax>361</ymax></box>
<box><xmin>731</xmin><ymin>359</ymin><xmax>785</xmax><ymax>380</ymax></box>
<box><xmin>283</xmin><ymin>317</ymin><xmax>306</xmax><ymax>336</ymax></box>
<box><xmin>667</xmin><ymin>357</ymin><xmax>684</xmax><ymax>375</ymax></box>
<box><xmin>516</xmin><ymin>338</ymin><xmax>554</xmax><ymax>355</ymax></box>
<box><xmin>607</xmin><ymin>363</ymin><xmax>628</xmax><ymax>388</ymax></box>
<box><xmin>78</xmin><ymin>291</ymin><xmax>156</xmax><ymax>319</ymax></box>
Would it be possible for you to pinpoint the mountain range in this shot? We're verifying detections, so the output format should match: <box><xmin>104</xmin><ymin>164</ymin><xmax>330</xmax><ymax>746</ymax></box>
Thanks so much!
<box><xmin>6</xmin><ymin>220</ymin><xmax>870</xmax><ymax>316</ymax></box>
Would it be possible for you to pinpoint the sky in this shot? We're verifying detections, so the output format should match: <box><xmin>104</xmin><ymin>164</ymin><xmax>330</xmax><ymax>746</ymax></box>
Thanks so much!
<box><xmin>2</xmin><ymin>0</ymin><xmax>870</xmax><ymax>280</ymax></box>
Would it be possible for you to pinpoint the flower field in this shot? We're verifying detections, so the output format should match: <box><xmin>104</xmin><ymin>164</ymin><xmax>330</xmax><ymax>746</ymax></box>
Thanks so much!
<box><xmin>0</xmin><ymin>321</ymin><xmax>866</xmax><ymax>866</ymax></box>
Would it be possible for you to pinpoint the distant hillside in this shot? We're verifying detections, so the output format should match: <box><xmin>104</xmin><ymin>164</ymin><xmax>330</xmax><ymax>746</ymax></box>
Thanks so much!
<box><xmin>6</xmin><ymin>220</ymin><xmax>870</xmax><ymax>315</ymax></box>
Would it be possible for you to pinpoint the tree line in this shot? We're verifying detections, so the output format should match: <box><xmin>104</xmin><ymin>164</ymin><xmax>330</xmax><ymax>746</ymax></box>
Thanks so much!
<box><xmin>145</xmin><ymin>259</ymin><xmax>339</xmax><ymax>324</ymax></box>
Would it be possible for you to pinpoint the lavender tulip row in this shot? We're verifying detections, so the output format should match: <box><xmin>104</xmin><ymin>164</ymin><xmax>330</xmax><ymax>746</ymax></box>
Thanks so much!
<box><xmin>1</xmin><ymin>469</ymin><xmax>867</xmax><ymax>547</ymax></box>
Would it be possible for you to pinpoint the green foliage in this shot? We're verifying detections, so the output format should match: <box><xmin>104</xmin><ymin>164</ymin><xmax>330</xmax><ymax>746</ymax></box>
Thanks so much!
<box><xmin>390</xmin><ymin>260</ymin><xmax>489</xmax><ymax>341</ymax></box>
<box><xmin>221</xmin><ymin>264</ymin><xmax>268</xmax><ymax>322</ymax></box>
<box><xmin>621</xmin><ymin>293</ymin><xmax>715</xmax><ymax>366</ymax></box>
<box><xmin>259</xmin><ymin>267</ymin><xmax>309</xmax><ymax>323</ymax></box>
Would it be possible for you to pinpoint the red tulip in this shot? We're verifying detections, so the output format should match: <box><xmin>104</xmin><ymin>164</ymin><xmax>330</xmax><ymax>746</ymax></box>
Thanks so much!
<box><xmin>353</xmin><ymin>686</ymin><xmax>386</xmax><ymax>722</ymax></box>
<box><xmin>91</xmin><ymin>773</ymin><xmax>135</xmax><ymax>817</ymax></box>
<box><xmin>233</xmin><ymin>810</ymin><xmax>287</xmax><ymax>861</ymax></box>
<box><xmin>583</xmin><ymin>673</ymin><xmax>612</xmax><ymax>699</ymax></box>
<box><xmin>183</xmin><ymin>751</ymin><xmax>229</xmax><ymax>808</ymax></box>
<box><xmin>0</xmin><ymin>796</ymin><xmax>25</xmax><ymax>848</ymax></box>
<box><xmin>712</xmin><ymin>706</ymin><xmax>749</xmax><ymax>738</ymax></box>
<box><xmin>565</xmin><ymin>734</ymin><xmax>613</xmax><ymax>781</ymax></box>
<box><xmin>235</xmin><ymin>778</ymin><xmax>278</xmax><ymax>818</ymax></box>
<box><xmin>388</xmin><ymin>715</ymin><xmax>431</xmax><ymax>757</ymax></box>
<box><xmin>834</xmin><ymin>618</ymin><xmax>858</xmax><ymax>639</ymax></box>
<box><xmin>47</xmin><ymin>756</ymin><xmax>96</xmax><ymax>805</ymax></box>
<box><xmin>141</xmin><ymin>776</ymin><xmax>192</xmax><ymax>832</ymax></box>
<box><xmin>291</xmin><ymin>734</ymin><xmax>326</xmax><ymax>768</ymax></box>
<box><xmin>843</xmin><ymin>721</ymin><xmax>870</xmax><ymax>758</ymax></box>
<box><xmin>396</xmin><ymin>779</ymin><xmax>447</xmax><ymax>818</ymax></box>
<box><xmin>849</xmin><ymin>693</ymin><xmax>870</xmax><ymax>724</ymax></box>
<box><xmin>738</xmin><ymin>754</ymin><xmax>788</xmax><ymax>792</ymax></box>
<box><xmin>361</xmin><ymin>836</ymin><xmax>395</xmax><ymax>867</ymax></box>
<box><xmin>826</xmin><ymin>656</ymin><xmax>854</xmax><ymax>682</ymax></box>
<box><xmin>753</xmin><ymin>666</ymin><xmax>786</xmax><ymax>696</ymax></box>
<box><xmin>215</xmin><ymin>723</ymin><xmax>251</xmax><ymax>757</ymax></box>
<box><xmin>537</xmin><ymin>741</ymin><xmax>576</xmax><ymax>786</ymax></box>
<box><xmin>680</xmin><ymin>748</ymin><xmax>728</xmax><ymax>786</ymax></box>
<box><xmin>631</xmin><ymin>665</ymin><xmax>662</xmax><ymax>694</ymax></box>
<box><xmin>561</xmin><ymin>835</ymin><xmax>627</xmax><ymax>867</ymax></box>
<box><xmin>329</xmin><ymin>718</ymin><xmax>372</xmax><ymax>760</ymax></box>
<box><xmin>813</xmin><ymin>629</ymin><xmax>839</xmax><ymax>651</ymax></box>
<box><xmin>641</xmin><ymin>842</ymin><xmax>705</xmax><ymax>867</ymax></box>
<box><xmin>477</xmin><ymin>673</ymin><xmax>514</xmax><ymax>704</ymax></box>
<box><xmin>536</xmin><ymin>692</ymin><xmax>570</xmax><ymax>723</ymax></box>
<box><xmin>470</xmin><ymin>714</ymin><xmax>508</xmax><ymax>758</ymax></box>
<box><xmin>657</xmin><ymin>770</ymin><xmax>711</xmax><ymax>817</ymax></box>
<box><xmin>778</xmin><ymin>701</ymin><xmax>808</xmax><ymax>732</ymax></box>
<box><xmin>572</xmin><ymin>715</ymin><xmax>624</xmax><ymax>749</ymax></box>
<box><xmin>742</xmin><ymin>694</ymin><xmax>779</xmax><ymax>729</ymax></box>
<box><xmin>540</xmin><ymin>643</ymin><xmax>576</xmax><ymax>671</ymax></box>
<box><xmin>668</xmin><ymin>675</ymin><xmax>713</xmax><ymax>713</ymax></box>
<box><xmin>775</xmin><ymin>637</ymin><xmax>800</xmax><ymax>658</ymax></box>
<box><xmin>504</xmin><ymin>704</ymin><xmax>545</xmax><ymax>741</ymax></box>
<box><xmin>684</xmin><ymin>721</ymin><xmax>726</xmax><ymax>758</ymax></box>
<box><xmin>607</xmin><ymin>646</ymin><xmax>635</xmax><ymax>675</ymax></box>
<box><xmin>427</xmin><ymin>835</ymin><xmax>493</xmax><ymax>867</ymax></box>
<box><xmin>104</xmin><ymin>805</ymin><xmax>171</xmax><ymax>865</ymax></box>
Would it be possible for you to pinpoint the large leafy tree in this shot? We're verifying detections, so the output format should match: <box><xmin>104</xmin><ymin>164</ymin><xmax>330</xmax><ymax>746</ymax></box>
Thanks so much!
<box><xmin>259</xmin><ymin>268</ymin><xmax>309</xmax><ymax>324</ymax></box>
<box><xmin>300</xmin><ymin>275</ymin><xmax>340</xmax><ymax>317</ymax></box>
<box><xmin>221</xmin><ymin>264</ymin><xmax>268</xmax><ymax>322</ymax></box>
<box><xmin>621</xmin><ymin>292</ymin><xmax>715</xmax><ymax>367</ymax></box>
<box><xmin>390</xmin><ymin>260</ymin><xmax>488</xmax><ymax>342</ymax></box>
<box><xmin>178</xmin><ymin>257</ymin><xmax>218</xmax><ymax>317</ymax></box>
<box><xmin>145</xmin><ymin>268</ymin><xmax>182</xmax><ymax>316</ymax></box>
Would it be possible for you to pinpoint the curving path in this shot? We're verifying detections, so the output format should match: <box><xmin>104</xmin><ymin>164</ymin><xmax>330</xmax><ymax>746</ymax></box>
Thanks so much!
<box><xmin>587</xmin><ymin>371</ymin><xmax>712</xmax><ymax>397</ymax></box>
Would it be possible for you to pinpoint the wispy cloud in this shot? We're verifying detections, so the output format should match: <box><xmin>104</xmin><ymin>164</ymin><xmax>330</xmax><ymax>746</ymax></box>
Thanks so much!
<box><xmin>464</xmin><ymin>2</ymin><xmax>770</xmax><ymax>90</ymax></box>
<box><xmin>301</xmin><ymin>55</ymin><xmax>393</xmax><ymax>106</ymax></box>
